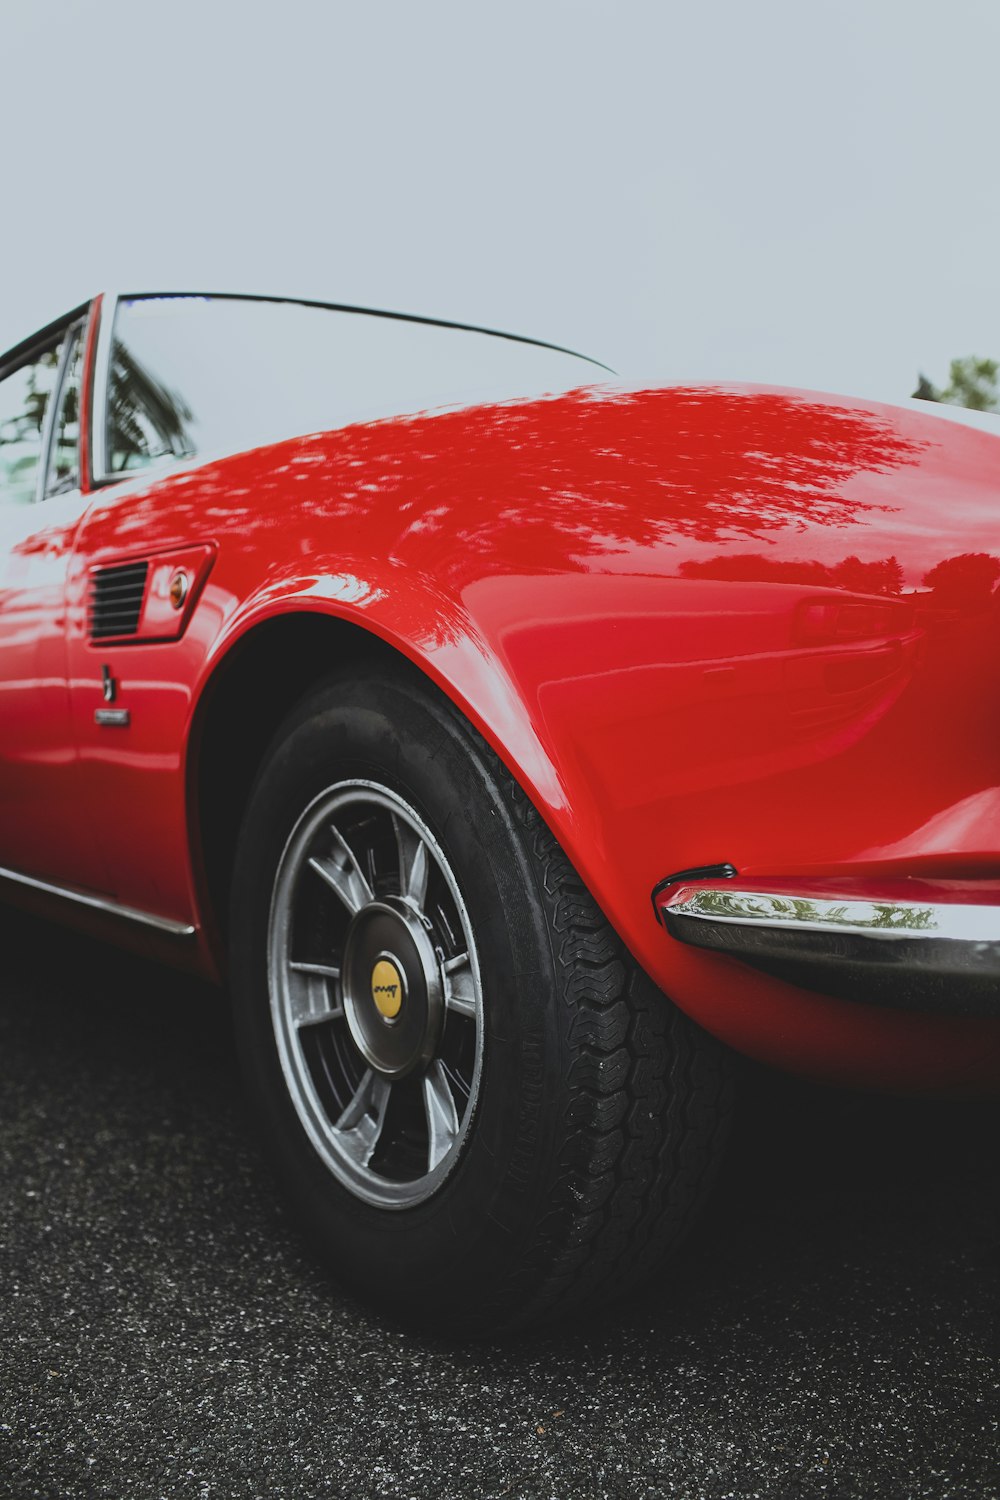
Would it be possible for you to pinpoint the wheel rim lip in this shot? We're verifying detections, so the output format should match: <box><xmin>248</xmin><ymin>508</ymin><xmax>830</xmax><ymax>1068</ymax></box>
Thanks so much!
<box><xmin>267</xmin><ymin>778</ymin><xmax>485</xmax><ymax>1210</ymax></box>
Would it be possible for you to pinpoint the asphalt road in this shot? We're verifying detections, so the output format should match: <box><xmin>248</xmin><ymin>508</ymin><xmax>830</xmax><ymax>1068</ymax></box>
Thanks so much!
<box><xmin>1</xmin><ymin>906</ymin><xmax>998</xmax><ymax>1500</ymax></box>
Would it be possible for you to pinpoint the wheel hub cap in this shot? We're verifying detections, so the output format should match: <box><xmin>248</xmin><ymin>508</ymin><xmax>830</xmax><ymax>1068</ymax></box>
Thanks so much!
<box><xmin>342</xmin><ymin>898</ymin><xmax>444</xmax><ymax>1077</ymax></box>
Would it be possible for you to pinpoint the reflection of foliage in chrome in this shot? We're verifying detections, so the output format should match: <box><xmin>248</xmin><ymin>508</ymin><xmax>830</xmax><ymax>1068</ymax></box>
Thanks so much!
<box><xmin>866</xmin><ymin>905</ymin><xmax>935</xmax><ymax>930</ymax></box>
<box><xmin>686</xmin><ymin>889</ymin><xmax>938</xmax><ymax>932</ymax></box>
<box><xmin>108</xmin><ymin>343</ymin><xmax>195</xmax><ymax>471</ymax></box>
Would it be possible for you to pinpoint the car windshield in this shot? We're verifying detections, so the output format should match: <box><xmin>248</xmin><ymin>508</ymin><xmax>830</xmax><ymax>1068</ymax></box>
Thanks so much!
<box><xmin>104</xmin><ymin>295</ymin><xmax>604</xmax><ymax>477</ymax></box>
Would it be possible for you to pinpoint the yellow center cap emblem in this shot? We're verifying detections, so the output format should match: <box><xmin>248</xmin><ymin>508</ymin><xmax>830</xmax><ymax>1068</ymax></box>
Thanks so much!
<box><xmin>371</xmin><ymin>957</ymin><xmax>404</xmax><ymax>1019</ymax></box>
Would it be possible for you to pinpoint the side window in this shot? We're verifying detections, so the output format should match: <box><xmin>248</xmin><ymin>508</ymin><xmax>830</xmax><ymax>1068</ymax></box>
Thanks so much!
<box><xmin>45</xmin><ymin>326</ymin><xmax>85</xmax><ymax>496</ymax></box>
<box><xmin>0</xmin><ymin>343</ymin><xmax>63</xmax><ymax>505</ymax></box>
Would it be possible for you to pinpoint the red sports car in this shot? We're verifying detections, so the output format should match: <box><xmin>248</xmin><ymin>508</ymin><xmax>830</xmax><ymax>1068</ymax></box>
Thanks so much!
<box><xmin>2</xmin><ymin>292</ymin><xmax>998</xmax><ymax>1330</ymax></box>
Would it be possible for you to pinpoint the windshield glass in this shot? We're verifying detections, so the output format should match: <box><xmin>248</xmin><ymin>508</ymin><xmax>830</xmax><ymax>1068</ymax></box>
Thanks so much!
<box><xmin>104</xmin><ymin>295</ymin><xmax>603</xmax><ymax>477</ymax></box>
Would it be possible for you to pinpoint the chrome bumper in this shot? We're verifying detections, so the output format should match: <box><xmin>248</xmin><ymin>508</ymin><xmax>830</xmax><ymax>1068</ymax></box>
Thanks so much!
<box><xmin>656</xmin><ymin>875</ymin><xmax>1000</xmax><ymax>1016</ymax></box>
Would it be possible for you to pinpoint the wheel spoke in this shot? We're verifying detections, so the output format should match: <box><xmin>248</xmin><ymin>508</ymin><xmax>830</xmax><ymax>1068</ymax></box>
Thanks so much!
<box><xmin>334</xmin><ymin>1069</ymin><xmax>392</xmax><ymax>1167</ymax></box>
<box><xmin>422</xmin><ymin>1061</ymin><xmax>460</xmax><ymax>1172</ymax></box>
<box><xmin>442</xmin><ymin>951</ymin><xmax>477</xmax><ymax>1019</ymax></box>
<box><xmin>393</xmin><ymin>813</ymin><xmax>430</xmax><ymax>909</ymax></box>
<box><xmin>286</xmin><ymin>965</ymin><xmax>343</xmax><ymax>1028</ymax></box>
<box><xmin>295</xmin><ymin>1001</ymin><xmax>344</xmax><ymax>1028</ymax></box>
<box><xmin>290</xmin><ymin>961</ymin><xmax>341</xmax><ymax>980</ymax></box>
<box><xmin>308</xmin><ymin>824</ymin><xmax>373</xmax><ymax>916</ymax></box>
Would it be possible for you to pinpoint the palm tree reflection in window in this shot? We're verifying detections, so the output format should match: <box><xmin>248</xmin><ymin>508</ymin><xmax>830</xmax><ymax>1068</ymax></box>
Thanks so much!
<box><xmin>107</xmin><ymin>342</ymin><xmax>195</xmax><ymax>472</ymax></box>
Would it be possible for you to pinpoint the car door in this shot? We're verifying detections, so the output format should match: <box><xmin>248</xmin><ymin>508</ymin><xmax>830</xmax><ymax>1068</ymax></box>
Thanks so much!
<box><xmin>0</xmin><ymin>308</ymin><xmax>111</xmax><ymax>892</ymax></box>
<box><xmin>64</xmin><ymin>295</ymin><xmax>221</xmax><ymax>930</ymax></box>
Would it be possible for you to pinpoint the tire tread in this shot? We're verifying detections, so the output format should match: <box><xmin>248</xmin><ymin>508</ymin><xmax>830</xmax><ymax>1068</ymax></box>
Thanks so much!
<box><xmin>479</xmin><ymin>749</ymin><xmax>732</xmax><ymax>1330</ymax></box>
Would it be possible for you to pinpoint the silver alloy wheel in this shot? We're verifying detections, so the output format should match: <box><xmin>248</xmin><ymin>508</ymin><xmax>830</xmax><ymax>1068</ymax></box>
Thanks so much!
<box><xmin>267</xmin><ymin>779</ymin><xmax>485</xmax><ymax>1208</ymax></box>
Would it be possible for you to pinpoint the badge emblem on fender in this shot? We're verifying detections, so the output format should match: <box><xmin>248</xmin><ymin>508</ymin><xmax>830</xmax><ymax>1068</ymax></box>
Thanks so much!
<box><xmin>96</xmin><ymin>665</ymin><xmax>129</xmax><ymax>726</ymax></box>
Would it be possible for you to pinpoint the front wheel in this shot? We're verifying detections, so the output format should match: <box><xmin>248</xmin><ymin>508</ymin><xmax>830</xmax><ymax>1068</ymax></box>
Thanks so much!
<box><xmin>230</xmin><ymin>669</ymin><xmax>730</xmax><ymax>1332</ymax></box>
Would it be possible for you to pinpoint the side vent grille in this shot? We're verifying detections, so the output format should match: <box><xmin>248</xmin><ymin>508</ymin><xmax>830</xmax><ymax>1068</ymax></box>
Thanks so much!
<box><xmin>89</xmin><ymin>561</ymin><xmax>149</xmax><ymax>640</ymax></box>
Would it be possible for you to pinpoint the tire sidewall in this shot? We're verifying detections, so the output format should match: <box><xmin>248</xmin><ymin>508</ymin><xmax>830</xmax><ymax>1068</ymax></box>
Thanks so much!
<box><xmin>230</xmin><ymin>671</ymin><xmax>572</xmax><ymax>1314</ymax></box>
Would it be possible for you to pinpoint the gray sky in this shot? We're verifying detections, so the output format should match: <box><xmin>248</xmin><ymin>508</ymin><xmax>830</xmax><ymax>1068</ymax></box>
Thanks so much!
<box><xmin>3</xmin><ymin>0</ymin><xmax>997</xmax><ymax>405</ymax></box>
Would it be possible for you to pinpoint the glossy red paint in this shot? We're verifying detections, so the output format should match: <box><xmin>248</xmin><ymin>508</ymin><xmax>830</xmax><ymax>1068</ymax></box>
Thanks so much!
<box><xmin>17</xmin><ymin>366</ymin><xmax>1000</xmax><ymax>1091</ymax></box>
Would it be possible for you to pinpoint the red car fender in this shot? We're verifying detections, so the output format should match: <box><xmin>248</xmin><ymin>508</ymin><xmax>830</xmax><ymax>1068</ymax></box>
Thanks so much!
<box><xmin>68</xmin><ymin>382</ymin><xmax>1000</xmax><ymax>1092</ymax></box>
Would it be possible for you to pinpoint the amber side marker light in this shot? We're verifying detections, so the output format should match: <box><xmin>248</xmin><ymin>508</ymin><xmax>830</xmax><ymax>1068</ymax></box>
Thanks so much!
<box><xmin>169</xmin><ymin>570</ymin><xmax>189</xmax><ymax>610</ymax></box>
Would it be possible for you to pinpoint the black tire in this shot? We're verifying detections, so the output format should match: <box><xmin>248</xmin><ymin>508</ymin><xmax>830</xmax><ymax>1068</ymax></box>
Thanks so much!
<box><xmin>229</xmin><ymin>667</ymin><xmax>731</xmax><ymax>1333</ymax></box>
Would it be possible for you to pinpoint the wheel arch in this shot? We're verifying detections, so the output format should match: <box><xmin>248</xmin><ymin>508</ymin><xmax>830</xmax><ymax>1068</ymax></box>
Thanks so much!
<box><xmin>184</xmin><ymin>603</ymin><xmax>569</xmax><ymax>972</ymax></box>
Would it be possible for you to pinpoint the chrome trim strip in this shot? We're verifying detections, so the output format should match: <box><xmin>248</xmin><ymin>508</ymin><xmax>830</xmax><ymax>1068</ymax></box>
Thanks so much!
<box><xmin>35</xmin><ymin>322</ymin><xmax>77</xmax><ymax>504</ymax></box>
<box><xmin>650</xmin><ymin>861</ymin><xmax>737</xmax><ymax>921</ymax></box>
<box><xmin>89</xmin><ymin>290</ymin><xmax>117</xmax><ymax>482</ymax></box>
<box><xmin>665</xmin><ymin>889</ymin><xmax>1000</xmax><ymax>946</ymax></box>
<box><xmin>0</xmin><ymin>863</ymin><xmax>196</xmax><ymax>938</ymax></box>
<box><xmin>660</xmin><ymin>884</ymin><xmax>1000</xmax><ymax>1013</ymax></box>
